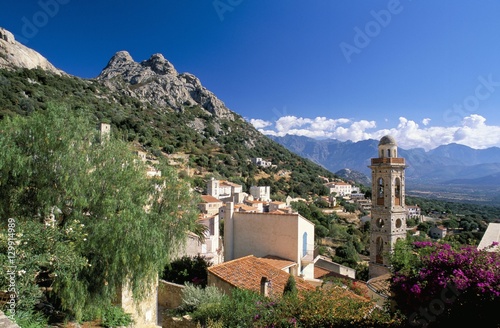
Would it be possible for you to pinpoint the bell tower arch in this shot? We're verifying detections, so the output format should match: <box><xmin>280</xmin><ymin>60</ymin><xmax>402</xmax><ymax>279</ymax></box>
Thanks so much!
<box><xmin>369</xmin><ymin>135</ymin><xmax>407</xmax><ymax>279</ymax></box>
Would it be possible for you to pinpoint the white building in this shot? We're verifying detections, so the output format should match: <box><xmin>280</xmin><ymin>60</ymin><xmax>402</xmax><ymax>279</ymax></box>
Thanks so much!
<box><xmin>251</xmin><ymin>157</ymin><xmax>272</xmax><ymax>168</ymax></box>
<box><xmin>325</xmin><ymin>181</ymin><xmax>353</xmax><ymax>196</ymax></box>
<box><xmin>222</xmin><ymin>202</ymin><xmax>316</xmax><ymax>280</ymax></box>
<box><xmin>249</xmin><ymin>185</ymin><xmax>271</xmax><ymax>202</ymax></box>
<box><xmin>207</xmin><ymin>178</ymin><xmax>244</xmax><ymax>203</ymax></box>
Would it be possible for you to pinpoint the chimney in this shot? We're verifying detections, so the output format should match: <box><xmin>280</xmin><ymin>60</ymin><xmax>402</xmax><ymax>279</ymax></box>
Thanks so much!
<box><xmin>260</xmin><ymin>277</ymin><xmax>269</xmax><ymax>297</ymax></box>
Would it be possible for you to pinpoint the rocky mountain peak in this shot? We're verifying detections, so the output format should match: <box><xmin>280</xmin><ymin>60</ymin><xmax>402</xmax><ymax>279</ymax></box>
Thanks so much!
<box><xmin>105</xmin><ymin>50</ymin><xmax>134</xmax><ymax>67</ymax></box>
<box><xmin>97</xmin><ymin>51</ymin><xmax>233</xmax><ymax>119</ymax></box>
<box><xmin>0</xmin><ymin>27</ymin><xmax>66</xmax><ymax>75</ymax></box>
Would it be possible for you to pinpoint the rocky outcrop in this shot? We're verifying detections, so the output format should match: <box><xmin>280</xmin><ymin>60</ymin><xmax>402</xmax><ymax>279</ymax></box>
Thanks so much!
<box><xmin>97</xmin><ymin>51</ymin><xmax>234</xmax><ymax>119</ymax></box>
<box><xmin>0</xmin><ymin>27</ymin><xmax>65</xmax><ymax>75</ymax></box>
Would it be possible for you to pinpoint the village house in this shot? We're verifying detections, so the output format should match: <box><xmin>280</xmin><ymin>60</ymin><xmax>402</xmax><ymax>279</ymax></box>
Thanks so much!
<box><xmin>325</xmin><ymin>181</ymin><xmax>353</xmax><ymax>196</ymax></box>
<box><xmin>198</xmin><ymin>195</ymin><xmax>223</xmax><ymax>216</ymax></box>
<box><xmin>206</xmin><ymin>178</ymin><xmax>246</xmax><ymax>203</ymax></box>
<box><xmin>251</xmin><ymin>157</ymin><xmax>272</xmax><ymax>168</ymax></box>
<box><xmin>429</xmin><ymin>224</ymin><xmax>447</xmax><ymax>239</ymax></box>
<box><xmin>249</xmin><ymin>185</ymin><xmax>271</xmax><ymax>201</ymax></box>
<box><xmin>269</xmin><ymin>200</ymin><xmax>290</xmax><ymax>213</ymax></box>
<box><xmin>207</xmin><ymin>255</ymin><xmax>315</xmax><ymax>297</ymax></box>
<box><xmin>406</xmin><ymin>204</ymin><xmax>422</xmax><ymax>220</ymax></box>
<box><xmin>221</xmin><ymin>203</ymin><xmax>317</xmax><ymax>281</ymax></box>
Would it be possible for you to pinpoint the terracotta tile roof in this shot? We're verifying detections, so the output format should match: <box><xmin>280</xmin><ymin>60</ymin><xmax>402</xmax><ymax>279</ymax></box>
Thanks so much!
<box><xmin>208</xmin><ymin>255</ymin><xmax>315</xmax><ymax>297</ymax></box>
<box><xmin>366</xmin><ymin>273</ymin><xmax>391</xmax><ymax>299</ymax></box>
<box><xmin>260</xmin><ymin>255</ymin><xmax>296</xmax><ymax>270</ymax></box>
<box><xmin>200</xmin><ymin>195</ymin><xmax>222</xmax><ymax>203</ymax></box>
<box><xmin>314</xmin><ymin>265</ymin><xmax>371</xmax><ymax>300</ymax></box>
<box><xmin>234</xmin><ymin>204</ymin><xmax>258</xmax><ymax>212</ymax></box>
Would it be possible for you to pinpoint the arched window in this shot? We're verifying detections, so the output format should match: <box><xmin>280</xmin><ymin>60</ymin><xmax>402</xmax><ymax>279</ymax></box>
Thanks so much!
<box><xmin>377</xmin><ymin>178</ymin><xmax>384</xmax><ymax>205</ymax></box>
<box><xmin>387</xmin><ymin>149</ymin><xmax>391</xmax><ymax>157</ymax></box>
<box><xmin>395</xmin><ymin>177</ymin><xmax>401</xmax><ymax>205</ymax></box>
<box><xmin>302</xmin><ymin>232</ymin><xmax>308</xmax><ymax>257</ymax></box>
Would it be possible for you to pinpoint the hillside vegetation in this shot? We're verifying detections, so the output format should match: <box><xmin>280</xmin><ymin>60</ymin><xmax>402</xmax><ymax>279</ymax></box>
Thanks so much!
<box><xmin>0</xmin><ymin>67</ymin><xmax>336</xmax><ymax>198</ymax></box>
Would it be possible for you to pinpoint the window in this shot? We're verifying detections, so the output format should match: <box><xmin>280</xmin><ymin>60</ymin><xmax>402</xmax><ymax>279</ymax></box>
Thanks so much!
<box><xmin>377</xmin><ymin>178</ymin><xmax>384</xmax><ymax>205</ymax></box>
<box><xmin>395</xmin><ymin>177</ymin><xmax>401</xmax><ymax>205</ymax></box>
<box><xmin>302</xmin><ymin>232</ymin><xmax>308</xmax><ymax>257</ymax></box>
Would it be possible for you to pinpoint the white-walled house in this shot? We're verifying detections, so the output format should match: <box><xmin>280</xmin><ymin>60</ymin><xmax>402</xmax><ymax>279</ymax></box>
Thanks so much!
<box><xmin>198</xmin><ymin>195</ymin><xmax>223</xmax><ymax>216</ymax></box>
<box><xmin>174</xmin><ymin>213</ymin><xmax>223</xmax><ymax>265</ymax></box>
<box><xmin>207</xmin><ymin>178</ymin><xmax>244</xmax><ymax>203</ymax></box>
<box><xmin>222</xmin><ymin>202</ymin><xmax>316</xmax><ymax>281</ymax></box>
<box><xmin>325</xmin><ymin>181</ymin><xmax>353</xmax><ymax>196</ymax></box>
<box><xmin>249</xmin><ymin>185</ymin><xmax>271</xmax><ymax>202</ymax></box>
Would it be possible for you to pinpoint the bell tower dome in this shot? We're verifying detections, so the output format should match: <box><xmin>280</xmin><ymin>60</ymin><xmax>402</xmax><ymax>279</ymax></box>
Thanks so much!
<box><xmin>368</xmin><ymin>135</ymin><xmax>407</xmax><ymax>279</ymax></box>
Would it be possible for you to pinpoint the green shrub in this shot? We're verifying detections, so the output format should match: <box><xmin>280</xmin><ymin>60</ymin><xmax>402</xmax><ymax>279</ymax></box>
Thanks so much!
<box><xmin>180</xmin><ymin>283</ymin><xmax>225</xmax><ymax>313</ymax></box>
<box><xmin>12</xmin><ymin>310</ymin><xmax>48</xmax><ymax>328</ymax></box>
<box><xmin>101</xmin><ymin>305</ymin><xmax>133</xmax><ymax>328</ymax></box>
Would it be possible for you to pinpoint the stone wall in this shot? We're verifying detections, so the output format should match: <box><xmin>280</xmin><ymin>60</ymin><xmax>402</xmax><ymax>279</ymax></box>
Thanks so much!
<box><xmin>158</xmin><ymin>280</ymin><xmax>185</xmax><ymax>309</ymax></box>
<box><xmin>0</xmin><ymin>311</ymin><xmax>20</xmax><ymax>328</ymax></box>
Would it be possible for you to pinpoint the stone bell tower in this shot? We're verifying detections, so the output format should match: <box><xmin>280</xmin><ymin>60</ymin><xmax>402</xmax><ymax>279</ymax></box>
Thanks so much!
<box><xmin>368</xmin><ymin>135</ymin><xmax>407</xmax><ymax>279</ymax></box>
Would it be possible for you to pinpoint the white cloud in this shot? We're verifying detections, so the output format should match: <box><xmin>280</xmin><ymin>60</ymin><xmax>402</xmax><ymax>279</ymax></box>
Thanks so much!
<box><xmin>249</xmin><ymin>118</ymin><xmax>272</xmax><ymax>129</ymax></box>
<box><xmin>249</xmin><ymin>113</ymin><xmax>500</xmax><ymax>151</ymax></box>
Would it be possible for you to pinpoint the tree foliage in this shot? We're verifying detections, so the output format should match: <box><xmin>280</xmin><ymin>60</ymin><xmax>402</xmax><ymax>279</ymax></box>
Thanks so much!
<box><xmin>0</xmin><ymin>105</ymin><xmax>198</xmax><ymax>320</ymax></box>
<box><xmin>390</xmin><ymin>239</ymin><xmax>500</xmax><ymax>327</ymax></box>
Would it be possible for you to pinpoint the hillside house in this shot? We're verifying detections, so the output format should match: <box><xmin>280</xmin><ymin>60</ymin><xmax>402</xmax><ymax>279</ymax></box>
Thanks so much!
<box><xmin>429</xmin><ymin>225</ymin><xmax>447</xmax><ymax>239</ymax></box>
<box><xmin>198</xmin><ymin>195</ymin><xmax>223</xmax><ymax>216</ymax></box>
<box><xmin>325</xmin><ymin>181</ymin><xmax>353</xmax><ymax>196</ymax></box>
<box><xmin>251</xmin><ymin>157</ymin><xmax>272</xmax><ymax>168</ymax></box>
<box><xmin>207</xmin><ymin>178</ymin><xmax>246</xmax><ymax>203</ymax></box>
<box><xmin>269</xmin><ymin>200</ymin><xmax>289</xmax><ymax>213</ymax></box>
<box><xmin>355</xmin><ymin>199</ymin><xmax>372</xmax><ymax>211</ymax></box>
<box><xmin>249</xmin><ymin>185</ymin><xmax>271</xmax><ymax>201</ymax></box>
<box><xmin>406</xmin><ymin>205</ymin><xmax>422</xmax><ymax>220</ymax></box>
<box><xmin>222</xmin><ymin>203</ymin><xmax>316</xmax><ymax>281</ymax></box>
<box><xmin>243</xmin><ymin>196</ymin><xmax>266</xmax><ymax>212</ymax></box>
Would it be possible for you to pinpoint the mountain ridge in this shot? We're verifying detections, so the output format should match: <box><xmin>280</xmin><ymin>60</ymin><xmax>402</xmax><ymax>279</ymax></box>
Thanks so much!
<box><xmin>0</xmin><ymin>26</ymin><xmax>340</xmax><ymax>200</ymax></box>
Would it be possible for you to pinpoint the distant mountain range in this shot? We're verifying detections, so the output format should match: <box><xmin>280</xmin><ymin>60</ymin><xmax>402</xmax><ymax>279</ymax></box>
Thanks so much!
<box><xmin>269</xmin><ymin>135</ymin><xmax>500</xmax><ymax>187</ymax></box>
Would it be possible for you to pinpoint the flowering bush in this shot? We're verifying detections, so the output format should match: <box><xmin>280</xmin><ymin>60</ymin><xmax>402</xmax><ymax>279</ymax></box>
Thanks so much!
<box><xmin>390</xmin><ymin>240</ymin><xmax>500</xmax><ymax>327</ymax></box>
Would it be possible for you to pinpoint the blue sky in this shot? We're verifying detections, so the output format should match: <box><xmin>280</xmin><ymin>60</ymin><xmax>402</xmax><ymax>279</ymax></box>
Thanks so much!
<box><xmin>2</xmin><ymin>0</ymin><xmax>500</xmax><ymax>150</ymax></box>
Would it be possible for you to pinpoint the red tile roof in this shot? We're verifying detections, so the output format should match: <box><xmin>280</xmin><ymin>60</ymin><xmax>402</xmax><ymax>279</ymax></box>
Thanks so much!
<box><xmin>208</xmin><ymin>255</ymin><xmax>315</xmax><ymax>297</ymax></box>
<box><xmin>200</xmin><ymin>195</ymin><xmax>222</xmax><ymax>203</ymax></box>
<box><xmin>260</xmin><ymin>255</ymin><xmax>296</xmax><ymax>270</ymax></box>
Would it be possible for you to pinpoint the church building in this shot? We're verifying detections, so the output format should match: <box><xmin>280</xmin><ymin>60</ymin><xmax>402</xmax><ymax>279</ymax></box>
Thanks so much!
<box><xmin>368</xmin><ymin>135</ymin><xmax>407</xmax><ymax>279</ymax></box>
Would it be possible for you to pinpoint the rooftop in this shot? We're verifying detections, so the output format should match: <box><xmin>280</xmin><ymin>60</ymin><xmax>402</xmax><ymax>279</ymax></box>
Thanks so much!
<box><xmin>208</xmin><ymin>255</ymin><xmax>315</xmax><ymax>296</ymax></box>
